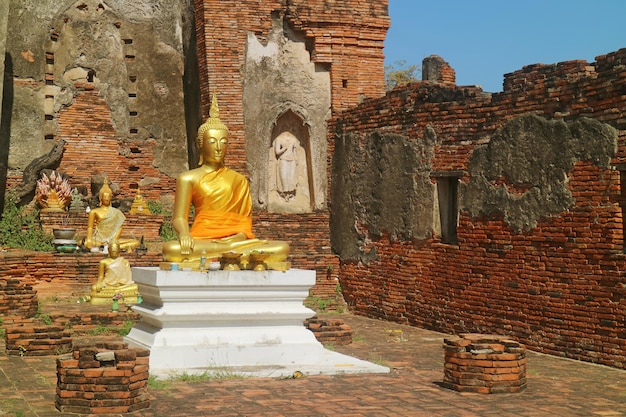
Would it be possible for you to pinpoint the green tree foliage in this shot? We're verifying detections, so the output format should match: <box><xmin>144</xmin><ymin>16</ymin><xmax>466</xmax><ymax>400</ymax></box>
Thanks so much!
<box><xmin>384</xmin><ymin>60</ymin><xmax>420</xmax><ymax>91</ymax></box>
<box><xmin>0</xmin><ymin>200</ymin><xmax>55</xmax><ymax>251</ymax></box>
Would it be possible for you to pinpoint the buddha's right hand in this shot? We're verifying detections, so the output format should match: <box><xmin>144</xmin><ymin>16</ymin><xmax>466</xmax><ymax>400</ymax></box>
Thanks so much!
<box><xmin>179</xmin><ymin>234</ymin><xmax>194</xmax><ymax>255</ymax></box>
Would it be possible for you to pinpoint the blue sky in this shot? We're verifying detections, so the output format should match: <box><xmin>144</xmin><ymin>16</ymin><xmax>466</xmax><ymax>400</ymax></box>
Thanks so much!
<box><xmin>384</xmin><ymin>1</ymin><xmax>626</xmax><ymax>92</ymax></box>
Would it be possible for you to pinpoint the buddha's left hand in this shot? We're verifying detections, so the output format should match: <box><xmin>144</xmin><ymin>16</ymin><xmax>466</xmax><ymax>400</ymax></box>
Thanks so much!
<box><xmin>179</xmin><ymin>233</ymin><xmax>194</xmax><ymax>255</ymax></box>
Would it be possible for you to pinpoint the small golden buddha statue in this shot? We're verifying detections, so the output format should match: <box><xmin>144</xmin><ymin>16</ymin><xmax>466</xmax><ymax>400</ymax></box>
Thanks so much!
<box><xmin>129</xmin><ymin>187</ymin><xmax>151</xmax><ymax>215</ymax></box>
<box><xmin>85</xmin><ymin>178</ymin><xmax>140</xmax><ymax>252</ymax></box>
<box><xmin>42</xmin><ymin>190</ymin><xmax>66</xmax><ymax>212</ymax></box>
<box><xmin>90</xmin><ymin>238</ymin><xmax>138</xmax><ymax>305</ymax></box>
<box><xmin>162</xmin><ymin>93</ymin><xmax>289</xmax><ymax>266</ymax></box>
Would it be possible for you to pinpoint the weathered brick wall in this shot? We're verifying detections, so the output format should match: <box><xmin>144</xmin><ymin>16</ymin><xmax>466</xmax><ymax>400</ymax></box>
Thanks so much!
<box><xmin>0</xmin><ymin>251</ymin><xmax>162</xmax><ymax>299</ymax></box>
<box><xmin>6</xmin><ymin>1</ymin><xmax>388</xmax><ymax>307</ymax></box>
<box><xmin>8</xmin><ymin>83</ymin><xmax>177</xmax><ymax>204</ymax></box>
<box><xmin>331</xmin><ymin>49</ymin><xmax>626</xmax><ymax>368</ymax></box>
<box><xmin>194</xmin><ymin>0</ymin><xmax>389</xmax><ymax>304</ymax></box>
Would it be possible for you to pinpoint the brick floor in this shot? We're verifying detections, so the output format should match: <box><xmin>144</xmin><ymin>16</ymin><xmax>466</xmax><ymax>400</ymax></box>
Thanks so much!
<box><xmin>1</xmin><ymin>313</ymin><xmax>626</xmax><ymax>416</ymax></box>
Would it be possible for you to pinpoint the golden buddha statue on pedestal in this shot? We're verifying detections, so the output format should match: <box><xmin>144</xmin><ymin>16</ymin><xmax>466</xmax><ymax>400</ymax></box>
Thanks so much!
<box><xmin>129</xmin><ymin>187</ymin><xmax>151</xmax><ymax>215</ymax></box>
<box><xmin>162</xmin><ymin>93</ymin><xmax>289</xmax><ymax>268</ymax></box>
<box><xmin>85</xmin><ymin>178</ymin><xmax>140</xmax><ymax>252</ymax></box>
<box><xmin>90</xmin><ymin>238</ymin><xmax>138</xmax><ymax>305</ymax></box>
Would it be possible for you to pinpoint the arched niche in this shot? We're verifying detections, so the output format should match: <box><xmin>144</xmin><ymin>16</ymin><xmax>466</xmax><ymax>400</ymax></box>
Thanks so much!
<box><xmin>268</xmin><ymin>110</ymin><xmax>313</xmax><ymax>213</ymax></box>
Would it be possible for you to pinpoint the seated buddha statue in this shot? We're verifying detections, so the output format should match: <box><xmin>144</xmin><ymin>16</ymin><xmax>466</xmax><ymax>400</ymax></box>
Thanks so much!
<box><xmin>89</xmin><ymin>238</ymin><xmax>138</xmax><ymax>305</ymax></box>
<box><xmin>129</xmin><ymin>187</ymin><xmax>151</xmax><ymax>215</ymax></box>
<box><xmin>162</xmin><ymin>93</ymin><xmax>289</xmax><ymax>265</ymax></box>
<box><xmin>85</xmin><ymin>178</ymin><xmax>140</xmax><ymax>252</ymax></box>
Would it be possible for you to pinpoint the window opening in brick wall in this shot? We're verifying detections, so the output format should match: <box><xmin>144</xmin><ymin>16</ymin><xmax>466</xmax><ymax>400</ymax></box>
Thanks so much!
<box><xmin>342</xmin><ymin>79</ymin><xmax>348</xmax><ymax>88</ymax></box>
<box><xmin>432</xmin><ymin>171</ymin><xmax>463</xmax><ymax>245</ymax></box>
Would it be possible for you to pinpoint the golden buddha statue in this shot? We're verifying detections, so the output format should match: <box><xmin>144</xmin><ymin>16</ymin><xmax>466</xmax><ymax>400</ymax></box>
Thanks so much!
<box><xmin>162</xmin><ymin>93</ymin><xmax>289</xmax><ymax>266</ymax></box>
<box><xmin>90</xmin><ymin>238</ymin><xmax>138</xmax><ymax>305</ymax></box>
<box><xmin>129</xmin><ymin>187</ymin><xmax>151</xmax><ymax>215</ymax></box>
<box><xmin>85</xmin><ymin>178</ymin><xmax>140</xmax><ymax>252</ymax></box>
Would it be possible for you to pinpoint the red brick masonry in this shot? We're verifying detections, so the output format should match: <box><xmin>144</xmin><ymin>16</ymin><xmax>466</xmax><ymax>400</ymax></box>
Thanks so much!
<box><xmin>305</xmin><ymin>316</ymin><xmax>352</xmax><ymax>346</ymax></box>
<box><xmin>442</xmin><ymin>333</ymin><xmax>527</xmax><ymax>394</ymax></box>
<box><xmin>55</xmin><ymin>337</ymin><xmax>150</xmax><ymax>414</ymax></box>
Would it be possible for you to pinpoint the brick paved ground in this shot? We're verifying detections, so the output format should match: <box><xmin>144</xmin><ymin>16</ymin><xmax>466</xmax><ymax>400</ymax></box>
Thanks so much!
<box><xmin>1</xmin><ymin>313</ymin><xmax>625</xmax><ymax>416</ymax></box>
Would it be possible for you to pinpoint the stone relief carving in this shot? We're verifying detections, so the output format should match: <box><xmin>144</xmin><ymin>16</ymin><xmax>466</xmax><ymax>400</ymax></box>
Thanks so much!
<box><xmin>268</xmin><ymin>131</ymin><xmax>310</xmax><ymax>212</ymax></box>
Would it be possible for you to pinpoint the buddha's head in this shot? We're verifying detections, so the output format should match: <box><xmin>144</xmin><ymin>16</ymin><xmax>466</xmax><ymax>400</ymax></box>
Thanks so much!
<box><xmin>99</xmin><ymin>178</ymin><xmax>112</xmax><ymax>206</ymax></box>
<box><xmin>108</xmin><ymin>238</ymin><xmax>120</xmax><ymax>258</ymax></box>
<box><xmin>197</xmin><ymin>93</ymin><xmax>229</xmax><ymax>166</ymax></box>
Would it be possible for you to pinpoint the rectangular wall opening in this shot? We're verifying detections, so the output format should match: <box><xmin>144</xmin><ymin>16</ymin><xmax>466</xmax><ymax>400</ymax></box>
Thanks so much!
<box><xmin>432</xmin><ymin>171</ymin><xmax>463</xmax><ymax>245</ymax></box>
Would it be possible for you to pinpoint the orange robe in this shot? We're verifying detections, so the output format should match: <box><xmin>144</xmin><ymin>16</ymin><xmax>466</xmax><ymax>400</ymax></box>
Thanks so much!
<box><xmin>189</xmin><ymin>167</ymin><xmax>254</xmax><ymax>240</ymax></box>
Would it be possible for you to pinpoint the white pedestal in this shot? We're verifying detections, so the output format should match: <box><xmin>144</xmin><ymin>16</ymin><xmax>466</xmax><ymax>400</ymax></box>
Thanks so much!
<box><xmin>124</xmin><ymin>267</ymin><xmax>389</xmax><ymax>378</ymax></box>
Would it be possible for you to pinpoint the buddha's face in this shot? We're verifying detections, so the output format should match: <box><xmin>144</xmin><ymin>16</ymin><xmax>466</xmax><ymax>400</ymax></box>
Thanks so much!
<box><xmin>100</xmin><ymin>190</ymin><xmax>111</xmax><ymax>206</ymax></box>
<box><xmin>202</xmin><ymin>128</ymin><xmax>228</xmax><ymax>165</ymax></box>
<box><xmin>109</xmin><ymin>242</ymin><xmax>120</xmax><ymax>258</ymax></box>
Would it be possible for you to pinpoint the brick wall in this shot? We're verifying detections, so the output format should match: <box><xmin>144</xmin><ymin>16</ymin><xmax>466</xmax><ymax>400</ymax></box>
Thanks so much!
<box><xmin>0</xmin><ymin>250</ymin><xmax>162</xmax><ymax>299</ymax></box>
<box><xmin>194</xmin><ymin>0</ymin><xmax>389</xmax><ymax>305</ymax></box>
<box><xmin>331</xmin><ymin>49</ymin><xmax>626</xmax><ymax>368</ymax></box>
<box><xmin>6</xmin><ymin>1</ymin><xmax>389</xmax><ymax>307</ymax></box>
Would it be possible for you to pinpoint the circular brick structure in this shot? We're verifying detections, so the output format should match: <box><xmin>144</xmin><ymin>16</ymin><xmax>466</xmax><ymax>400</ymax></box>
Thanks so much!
<box><xmin>442</xmin><ymin>333</ymin><xmax>527</xmax><ymax>394</ymax></box>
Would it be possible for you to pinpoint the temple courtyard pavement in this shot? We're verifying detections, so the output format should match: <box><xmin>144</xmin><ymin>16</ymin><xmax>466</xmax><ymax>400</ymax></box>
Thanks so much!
<box><xmin>1</xmin><ymin>309</ymin><xmax>625</xmax><ymax>416</ymax></box>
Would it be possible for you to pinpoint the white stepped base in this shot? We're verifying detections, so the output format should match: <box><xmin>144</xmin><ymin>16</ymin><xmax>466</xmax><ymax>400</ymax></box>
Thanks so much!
<box><xmin>124</xmin><ymin>267</ymin><xmax>389</xmax><ymax>379</ymax></box>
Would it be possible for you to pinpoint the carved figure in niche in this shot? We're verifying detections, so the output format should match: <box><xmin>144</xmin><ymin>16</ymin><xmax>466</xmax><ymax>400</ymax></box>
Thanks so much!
<box><xmin>268</xmin><ymin>129</ymin><xmax>311</xmax><ymax>213</ymax></box>
<box><xmin>162</xmin><ymin>93</ymin><xmax>289</xmax><ymax>265</ymax></box>
<box><xmin>274</xmin><ymin>131</ymin><xmax>299</xmax><ymax>201</ymax></box>
<box><xmin>90</xmin><ymin>238</ymin><xmax>138</xmax><ymax>305</ymax></box>
<box><xmin>85</xmin><ymin>178</ymin><xmax>140</xmax><ymax>252</ymax></box>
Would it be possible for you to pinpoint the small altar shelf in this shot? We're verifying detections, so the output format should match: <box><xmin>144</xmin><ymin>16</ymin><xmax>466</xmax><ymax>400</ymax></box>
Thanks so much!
<box><xmin>442</xmin><ymin>333</ymin><xmax>527</xmax><ymax>394</ymax></box>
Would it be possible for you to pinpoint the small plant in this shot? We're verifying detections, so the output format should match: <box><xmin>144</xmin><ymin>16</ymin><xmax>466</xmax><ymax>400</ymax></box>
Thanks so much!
<box><xmin>170</xmin><ymin>370</ymin><xmax>245</xmax><ymax>382</ymax></box>
<box><xmin>146</xmin><ymin>200</ymin><xmax>164</xmax><ymax>215</ymax></box>
<box><xmin>159</xmin><ymin>219</ymin><xmax>177</xmax><ymax>241</ymax></box>
<box><xmin>18</xmin><ymin>345</ymin><xmax>27</xmax><ymax>357</ymax></box>
<box><xmin>89</xmin><ymin>325</ymin><xmax>111</xmax><ymax>335</ymax></box>
<box><xmin>0</xmin><ymin>200</ymin><xmax>55</xmax><ymax>251</ymax></box>
<box><xmin>305</xmin><ymin>296</ymin><xmax>329</xmax><ymax>312</ymax></box>
<box><xmin>148</xmin><ymin>375</ymin><xmax>171</xmax><ymax>390</ymax></box>
<box><xmin>38</xmin><ymin>314</ymin><xmax>53</xmax><ymax>326</ymax></box>
<box><xmin>117</xmin><ymin>320</ymin><xmax>135</xmax><ymax>336</ymax></box>
<box><xmin>55</xmin><ymin>345</ymin><xmax>72</xmax><ymax>355</ymax></box>
<box><xmin>369</xmin><ymin>354</ymin><xmax>389</xmax><ymax>367</ymax></box>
